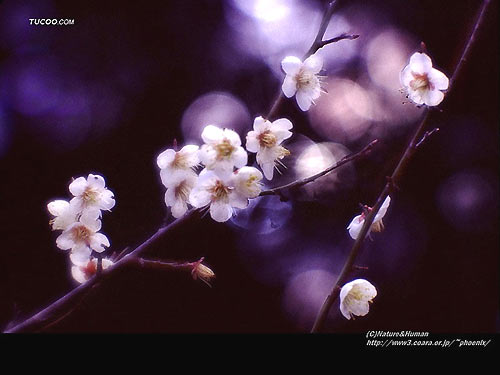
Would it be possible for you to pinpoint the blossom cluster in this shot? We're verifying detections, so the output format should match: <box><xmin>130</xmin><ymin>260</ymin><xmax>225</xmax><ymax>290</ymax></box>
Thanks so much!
<box><xmin>47</xmin><ymin>174</ymin><xmax>115</xmax><ymax>283</ymax></box>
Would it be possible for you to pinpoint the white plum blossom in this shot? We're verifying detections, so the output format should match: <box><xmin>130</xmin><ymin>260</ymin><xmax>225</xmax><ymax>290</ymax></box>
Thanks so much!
<box><xmin>47</xmin><ymin>200</ymin><xmax>78</xmax><ymax>231</ymax></box>
<box><xmin>157</xmin><ymin>144</ymin><xmax>199</xmax><ymax>187</ymax></box>
<box><xmin>189</xmin><ymin>169</ymin><xmax>249</xmax><ymax>223</ymax></box>
<box><xmin>246</xmin><ymin>116</ymin><xmax>293</xmax><ymax>180</ymax></box>
<box><xmin>231</xmin><ymin>166</ymin><xmax>263</xmax><ymax>206</ymax></box>
<box><xmin>400</xmin><ymin>52</ymin><xmax>449</xmax><ymax>106</ymax></box>
<box><xmin>198</xmin><ymin>125</ymin><xmax>248</xmax><ymax>178</ymax></box>
<box><xmin>281</xmin><ymin>54</ymin><xmax>323</xmax><ymax>111</ymax></box>
<box><xmin>69</xmin><ymin>174</ymin><xmax>115</xmax><ymax>216</ymax></box>
<box><xmin>340</xmin><ymin>279</ymin><xmax>377</xmax><ymax>320</ymax></box>
<box><xmin>164</xmin><ymin>171</ymin><xmax>198</xmax><ymax>218</ymax></box>
<box><xmin>71</xmin><ymin>258</ymin><xmax>114</xmax><ymax>284</ymax></box>
<box><xmin>347</xmin><ymin>196</ymin><xmax>391</xmax><ymax>240</ymax></box>
<box><xmin>56</xmin><ymin>210</ymin><xmax>110</xmax><ymax>259</ymax></box>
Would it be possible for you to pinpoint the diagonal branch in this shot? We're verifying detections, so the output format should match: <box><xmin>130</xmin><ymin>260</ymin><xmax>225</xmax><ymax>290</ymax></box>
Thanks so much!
<box><xmin>310</xmin><ymin>0</ymin><xmax>491</xmax><ymax>333</ymax></box>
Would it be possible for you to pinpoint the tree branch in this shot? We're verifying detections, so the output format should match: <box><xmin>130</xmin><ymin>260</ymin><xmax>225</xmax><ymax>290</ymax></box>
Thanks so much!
<box><xmin>310</xmin><ymin>0</ymin><xmax>491</xmax><ymax>333</ymax></box>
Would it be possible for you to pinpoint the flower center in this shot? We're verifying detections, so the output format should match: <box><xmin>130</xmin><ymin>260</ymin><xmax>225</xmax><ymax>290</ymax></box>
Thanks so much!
<box><xmin>215</xmin><ymin>138</ymin><xmax>236</xmax><ymax>160</ymax></box>
<box><xmin>175</xmin><ymin>180</ymin><xmax>191</xmax><ymax>202</ymax></box>
<box><xmin>409</xmin><ymin>72</ymin><xmax>434</xmax><ymax>92</ymax></box>
<box><xmin>172</xmin><ymin>152</ymin><xmax>188</xmax><ymax>169</ymax></box>
<box><xmin>296</xmin><ymin>69</ymin><xmax>318</xmax><ymax>90</ymax></box>
<box><xmin>209</xmin><ymin>180</ymin><xmax>230</xmax><ymax>201</ymax></box>
<box><xmin>71</xmin><ymin>224</ymin><xmax>92</xmax><ymax>243</ymax></box>
<box><xmin>82</xmin><ymin>187</ymin><xmax>99</xmax><ymax>205</ymax></box>
<box><xmin>258</xmin><ymin>130</ymin><xmax>277</xmax><ymax>148</ymax></box>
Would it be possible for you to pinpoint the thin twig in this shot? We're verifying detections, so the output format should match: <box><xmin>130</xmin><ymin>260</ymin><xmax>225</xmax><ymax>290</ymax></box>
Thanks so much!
<box><xmin>310</xmin><ymin>0</ymin><xmax>491</xmax><ymax>333</ymax></box>
<box><xmin>260</xmin><ymin>139</ymin><xmax>378</xmax><ymax>196</ymax></box>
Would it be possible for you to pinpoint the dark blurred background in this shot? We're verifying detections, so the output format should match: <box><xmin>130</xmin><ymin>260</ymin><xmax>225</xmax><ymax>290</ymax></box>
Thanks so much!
<box><xmin>0</xmin><ymin>0</ymin><xmax>497</xmax><ymax>333</ymax></box>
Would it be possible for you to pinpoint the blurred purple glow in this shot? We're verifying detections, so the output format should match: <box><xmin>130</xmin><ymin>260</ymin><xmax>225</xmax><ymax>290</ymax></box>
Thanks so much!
<box><xmin>230</xmin><ymin>195</ymin><xmax>293</xmax><ymax>235</ymax></box>
<box><xmin>180</xmin><ymin>91</ymin><xmax>251</xmax><ymax>144</ymax></box>
<box><xmin>437</xmin><ymin>171</ymin><xmax>496</xmax><ymax>232</ymax></box>
<box><xmin>224</xmin><ymin>0</ymin><xmax>321</xmax><ymax>75</ymax></box>
<box><xmin>282</xmin><ymin>268</ymin><xmax>337</xmax><ymax>330</ymax></box>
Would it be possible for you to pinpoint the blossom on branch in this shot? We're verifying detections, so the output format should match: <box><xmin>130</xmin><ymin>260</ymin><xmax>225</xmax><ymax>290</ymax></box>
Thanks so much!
<box><xmin>198</xmin><ymin>125</ymin><xmax>248</xmax><ymax>178</ymax></box>
<box><xmin>231</xmin><ymin>166</ymin><xmax>263</xmax><ymax>205</ymax></box>
<box><xmin>157</xmin><ymin>144</ymin><xmax>200</xmax><ymax>187</ymax></box>
<box><xmin>56</xmin><ymin>210</ymin><xmax>110</xmax><ymax>257</ymax></box>
<box><xmin>281</xmin><ymin>54</ymin><xmax>323</xmax><ymax>111</ymax></box>
<box><xmin>400</xmin><ymin>52</ymin><xmax>449</xmax><ymax>106</ymax></box>
<box><xmin>246</xmin><ymin>116</ymin><xmax>293</xmax><ymax>180</ymax></box>
<box><xmin>347</xmin><ymin>196</ymin><xmax>391</xmax><ymax>240</ymax></box>
<box><xmin>69</xmin><ymin>174</ymin><xmax>115</xmax><ymax>217</ymax></box>
<box><xmin>339</xmin><ymin>279</ymin><xmax>377</xmax><ymax>320</ymax></box>
<box><xmin>189</xmin><ymin>169</ymin><xmax>256</xmax><ymax>222</ymax></box>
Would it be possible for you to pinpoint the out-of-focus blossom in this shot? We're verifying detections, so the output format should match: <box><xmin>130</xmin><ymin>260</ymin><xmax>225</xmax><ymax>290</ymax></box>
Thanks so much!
<box><xmin>157</xmin><ymin>145</ymin><xmax>200</xmax><ymax>187</ymax></box>
<box><xmin>56</xmin><ymin>210</ymin><xmax>110</xmax><ymax>255</ymax></box>
<box><xmin>71</xmin><ymin>258</ymin><xmax>114</xmax><ymax>284</ymax></box>
<box><xmin>69</xmin><ymin>174</ymin><xmax>115</xmax><ymax>217</ymax></box>
<box><xmin>347</xmin><ymin>196</ymin><xmax>391</xmax><ymax>240</ymax></box>
<box><xmin>400</xmin><ymin>52</ymin><xmax>449</xmax><ymax>106</ymax></box>
<box><xmin>281</xmin><ymin>54</ymin><xmax>323</xmax><ymax>111</ymax></box>
<box><xmin>164</xmin><ymin>171</ymin><xmax>198</xmax><ymax>218</ymax></box>
<box><xmin>198</xmin><ymin>125</ymin><xmax>248</xmax><ymax>178</ymax></box>
<box><xmin>189</xmin><ymin>169</ymin><xmax>248</xmax><ymax>222</ymax></box>
<box><xmin>339</xmin><ymin>279</ymin><xmax>377</xmax><ymax>320</ymax></box>
<box><xmin>246</xmin><ymin>116</ymin><xmax>292</xmax><ymax>180</ymax></box>
<box><xmin>47</xmin><ymin>199</ymin><xmax>78</xmax><ymax>231</ymax></box>
<box><xmin>232</xmin><ymin>166</ymin><xmax>263</xmax><ymax>205</ymax></box>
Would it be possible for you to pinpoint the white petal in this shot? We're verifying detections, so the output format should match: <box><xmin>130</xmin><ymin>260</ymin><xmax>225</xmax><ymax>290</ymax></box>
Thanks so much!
<box><xmin>347</xmin><ymin>215</ymin><xmax>364</xmax><ymax>240</ymax></box>
<box><xmin>102</xmin><ymin>258</ymin><xmax>114</xmax><ymax>269</ymax></box>
<box><xmin>47</xmin><ymin>200</ymin><xmax>70</xmax><ymax>216</ymax></box>
<box><xmin>99</xmin><ymin>189</ymin><xmax>115</xmax><ymax>211</ymax></box>
<box><xmin>245</xmin><ymin>131</ymin><xmax>260</xmax><ymax>153</ymax></box>
<box><xmin>408</xmin><ymin>52</ymin><xmax>433</xmax><ymax>74</ymax></box>
<box><xmin>189</xmin><ymin>187</ymin><xmax>212</xmax><ymax>208</ymax></box>
<box><xmin>282</xmin><ymin>75</ymin><xmax>297</xmax><ymax>98</ymax></box>
<box><xmin>232</xmin><ymin>147</ymin><xmax>248</xmax><ymax>168</ymax></box>
<box><xmin>340</xmin><ymin>301</ymin><xmax>352</xmax><ymax>320</ymax></box>
<box><xmin>210</xmin><ymin>201</ymin><xmax>233</xmax><ymax>222</ymax></box>
<box><xmin>56</xmin><ymin>231</ymin><xmax>74</xmax><ymax>250</ymax></box>
<box><xmin>198</xmin><ymin>145</ymin><xmax>217</xmax><ymax>168</ymax></box>
<box><xmin>90</xmin><ymin>232</ymin><xmax>110</xmax><ymax>253</ymax></box>
<box><xmin>374</xmin><ymin>196</ymin><xmax>391</xmax><ymax>222</ymax></box>
<box><xmin>408</xmin><ymin>89</ymin><xmax>425</xmax><ymax>105</ymax></box>
<box><xmin>164</xmin><ymin>187</ymin><xmax>177</xmax><ymax>207</ymax></box>
<box><xmin>87</xmin><ymin>174</ymin><xmax>106</xmax><ymax>189</ymax></box>
<box><xmin>303</xmin><ymin>54</ymin><xmax>323</xmax><ymax>74</ymax></box>
<box><xmin>429</xmin><ymin>68</ymin><xmax>449</xmax><ymax>91</ymax></box>
<box><xmin>71</xmin><ymin>266</ymin><xmax>88</xmax><ymax>284</ymax></box>
<box><xmin>296</xmin><ymin>90</ymin><xmax>313</xmax><ymax>111</ymax></box>
<box><xmin>424</xmin><ymin>89</ymin><xmax>444</xmax><ymax>106</ymax></box>
<box><xmin>80</xmin><ymin>210</ymin><xmax>102</xmax><ymax>232</ymax></box>
<box><xmin>69</xmin><ymin>177</ymin><xmax>87</xmax><ymax>196</ymax></box>
<box><xmin>230</xmin><ymin>193</ymin><xmax>249</xmax><ymax>209</ymax></box>
<box><xmin>253</xmin><ymin>116</ymin><xmax>269</xmax><ymax>133</ymax></box>
<box><xmin>271</xmin><ymin>118</ymin><xmax>293</xmax><ymax>143</ymax></box>
<box><xmin>400</xmin><ymin>65</ymin><xmax>414</xmax><ymax>87</ymax></box>
<box><xmin>261</xmin><ymin>161</ymin><xmax>275</xmax><ymax>180</ymax></box>
<box><xmin>180</xmin><ymin>144</ymin><xmax>200</xmax><ymax>167</ymax></box>
<box><xmin>171</xmin><ymin>199</ymin><xmax>188</xmax><ymax>218</ymax></box>
<box><xmin>281</xmin><ymin>56</ymin><xmax>303</xmax><ymax>75</ymax></box>
<box><xmin>222</xmin><ymin>128</ymin><xmax>242</xmax><ymax>147</ymax></box>
<box><xmin>156</xmin><ymin>149</ymin><xmax>176</xmax><ymax>169</ymax></box>
<box><xmin>201</xmin><ymin>125</ymin><xmax>224</xmax><ymax>144</ymax></box>
<box><xmin>70</xmin><ymin>247</ymin><xmax>92</xmax><ymax>266</ymax></box>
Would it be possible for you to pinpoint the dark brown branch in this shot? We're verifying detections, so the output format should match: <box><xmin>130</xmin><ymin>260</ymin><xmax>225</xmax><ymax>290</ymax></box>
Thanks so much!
<box><xmin>260</xmin><ymin>139</ymin><xmax>378</xmax><ymax>196</ymax></box>
<box><xmin>310</xmin><ymin>0</ymin><xmax>491</xmax><ymax>333</ymax></box>
<box><xmin>415</xmin><ymin>127</ymin><xmax>440</xmax><ymax>149</ymax></box>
